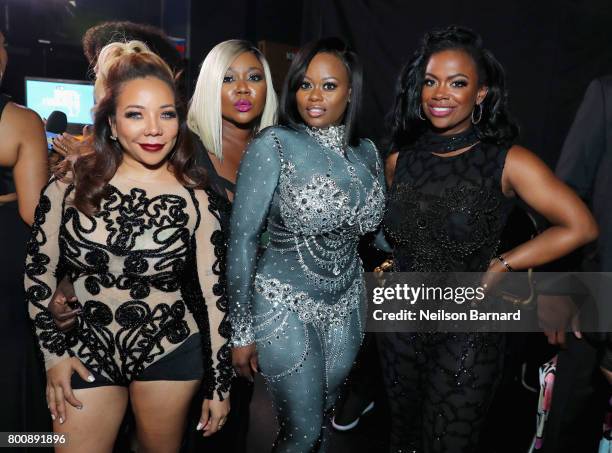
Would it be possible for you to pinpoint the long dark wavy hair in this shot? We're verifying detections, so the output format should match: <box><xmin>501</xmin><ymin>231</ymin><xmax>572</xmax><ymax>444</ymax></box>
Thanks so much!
<box><xmin>387</xmin><ymin>25</ymin><xmax>519</xmax><ymax>151</ymax></box>
<box><xmin>72</xmin><ymin>41</ymin><xmax>205</xmax><ymax>216</ymax></box>
<box><xmin>279</xmin><ymin>37</ymin><xmax>363</xmax><ymax>147</ymax></box>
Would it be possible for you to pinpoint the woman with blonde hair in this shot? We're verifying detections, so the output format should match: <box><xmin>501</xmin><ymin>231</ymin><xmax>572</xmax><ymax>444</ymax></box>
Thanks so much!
<box><xmin>26</xmin><ymin>40</ymin><xmax>231</xmax><ymax>452</ymax></box>
<box><xmin>184</xmin><ymin>39</ymin><xmax>278</xmax><ymax>452</ymax></box>
<box><xmin>188</xmin><ymin>39</ymin><xmax>277</xmax><ymax>202</ymax></box>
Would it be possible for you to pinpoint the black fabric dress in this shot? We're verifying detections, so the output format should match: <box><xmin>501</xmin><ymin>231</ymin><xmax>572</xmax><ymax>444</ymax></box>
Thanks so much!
<box><xmin>380</xmin><ymin>129</ymin><xmax>514</xmax><ymax>453</ymax></box>
<box><xmin>0</xmin><ymin>94</ymin><xmax>51</xmax><ymax>444</ymax></box>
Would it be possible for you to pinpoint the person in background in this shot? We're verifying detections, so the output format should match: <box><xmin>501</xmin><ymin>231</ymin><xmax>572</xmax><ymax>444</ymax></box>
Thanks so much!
<box><xmin>538</xmin><ymin>75</ymin><xmax>612</xmax><ymax>453</ymax></box>
<box><xmin>0</xmin><ymin>29</ymin><xmax>50</xmax><ymax>434</ymax></box>
<box><xmin>0</xmin><ymin>29</ymin><xmax>48</xmax><ymax>225</ymax></box>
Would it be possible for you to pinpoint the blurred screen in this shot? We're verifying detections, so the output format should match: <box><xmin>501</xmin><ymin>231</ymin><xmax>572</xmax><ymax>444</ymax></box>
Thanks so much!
<box><xmin>25</xmin><ymin>77</ymin><xmax>94</xmax><ymax>125</ymax></box>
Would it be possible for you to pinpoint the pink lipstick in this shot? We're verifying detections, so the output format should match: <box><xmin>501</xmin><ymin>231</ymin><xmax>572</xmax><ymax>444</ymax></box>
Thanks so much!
<box><xmin>235</xmin><ymin>99</ymin><xmax>253</xmax><ymax>112</ymax></box>
<box><xmin>306</xmin><ymin>106</ymin><xmax>325</xmax><ymax>118</ymax></box>
<box><xmin>428</xmin><ymin>105</ymin><xmax>455</xmax><ymax>118</ymax></box>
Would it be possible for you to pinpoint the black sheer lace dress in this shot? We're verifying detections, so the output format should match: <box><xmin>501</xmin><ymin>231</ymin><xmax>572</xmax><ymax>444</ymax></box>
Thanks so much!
<box><xmin>381</xmin><ymin>127</ymin><xmax>514</xmax><ymax>453</ymax></box>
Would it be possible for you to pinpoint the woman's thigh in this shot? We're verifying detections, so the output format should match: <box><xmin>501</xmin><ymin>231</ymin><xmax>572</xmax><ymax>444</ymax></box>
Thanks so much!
<box><xmin>256</xmin><ymin>316</ymin><xmax>327</xmax><ymax>450</ymax></box>
<box><xmin>54</xmin><ymin>385</ymin><xmax>128</xmax><ymax>453</ymax></box>
<box><xmin>129</xmin><ymin>379</ymin><xmax>201</xmax><ymax>453</ymax></box>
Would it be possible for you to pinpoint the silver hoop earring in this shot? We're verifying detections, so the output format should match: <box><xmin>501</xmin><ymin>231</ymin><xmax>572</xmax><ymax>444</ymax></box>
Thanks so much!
<box><xmin>418</xmin><ymin>105</ymin><xmax>426</xmax><ymax>121</ymax></box>
<box><xmin>471</xmin><ymin>103</ymin><xmax>483</xmax><ymax>124</ymax></box>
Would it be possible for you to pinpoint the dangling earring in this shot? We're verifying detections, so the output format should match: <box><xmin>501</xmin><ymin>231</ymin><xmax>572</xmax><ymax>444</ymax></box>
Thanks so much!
<box><xmin>110</xmin><ymin>134</ymin><xmax>117</xmax><ymax>141</ymax></box>
<box><xmin>471</xmin><ymin>103</ymin><xmax>483</xmax><ymax>124</ymax></box>
<box><xmin>418</xmin><ymin>105</ymin><xmax>426</xmax><ymax>121</ymax></box>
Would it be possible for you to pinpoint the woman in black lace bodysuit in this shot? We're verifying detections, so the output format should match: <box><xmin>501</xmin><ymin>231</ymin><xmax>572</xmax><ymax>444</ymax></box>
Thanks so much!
<box><xmin>25</xmin><ymin>41</ymin><xmax>231</xmax><ymax>452</ymax></box>
<box><xmin>381</xmin><ymin>26</ymin><xmax>598</xmax><ymax>452</ymax></box>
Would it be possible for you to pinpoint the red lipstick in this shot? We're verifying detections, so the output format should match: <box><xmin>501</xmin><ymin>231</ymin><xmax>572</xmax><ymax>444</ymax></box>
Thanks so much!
<box><xmin>139</xmin><ymin>143</ymin><xmax>164</xmax><ymax>152</ymax></box>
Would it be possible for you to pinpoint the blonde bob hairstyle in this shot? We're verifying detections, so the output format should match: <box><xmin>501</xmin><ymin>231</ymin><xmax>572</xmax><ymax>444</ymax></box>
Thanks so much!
<box><xmin>187</xmin><ymin>39</ymin><xmax>278</xmax><ymax>159</ymax></box>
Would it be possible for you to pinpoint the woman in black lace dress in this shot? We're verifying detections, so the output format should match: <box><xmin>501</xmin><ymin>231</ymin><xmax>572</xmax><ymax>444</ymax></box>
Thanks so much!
<box><xmin>381</xmin><ymin>26</ymin><xmax>598</xmax><ymax>453</ymax></box>
<box><xmin>25</xmin><ymin>41</ymin><xmax>231</xmax><ymax>452</ymax></box>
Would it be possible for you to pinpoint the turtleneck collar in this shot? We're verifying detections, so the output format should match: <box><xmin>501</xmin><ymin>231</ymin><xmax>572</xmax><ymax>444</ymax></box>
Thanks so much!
<box><xmin>304</xmin><ymin>124</ymin><xmax>346</xmax><ymax>156</ymax></box>
<box><xmin>407</xmin><ymin>127</ymin><xmax>479</xmax><ymax>154</ymax></box>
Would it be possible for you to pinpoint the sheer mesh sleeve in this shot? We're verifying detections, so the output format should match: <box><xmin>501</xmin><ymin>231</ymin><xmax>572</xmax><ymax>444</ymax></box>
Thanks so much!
<box><xmin>227</xmin><ymin>129</ymin><xmax>281</xmax><ymax>347</ymax></box>
<box><xmin>193</xmin><ymin>189</ymin><xmax>232</xmax><ymax>401</ymax></box>
<box><xmin>24</xmin><ymin>177</ymin><xmax>71</xmax><ymax>370</ymax></box>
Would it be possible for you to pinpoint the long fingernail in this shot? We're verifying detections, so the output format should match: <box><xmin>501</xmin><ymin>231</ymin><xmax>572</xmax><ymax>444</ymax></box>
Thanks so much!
<box><xmin>59</xmin><ymin>417</ymin><xmax>64</xmax><ymax>424</ymax></box>
<box><xmin>51</xmin><ymin>414</ymin><xmax>56</xmax><ymax>421</ymax></box>
<box><xmin>87</xmin><ymin>375</ymin><xmax>95</xmax><ymax>382</ymax></box>
<box><xmin>196</xmin><ymin>422</ymin><xmax>203</xmax><ymax>431</ymax></box>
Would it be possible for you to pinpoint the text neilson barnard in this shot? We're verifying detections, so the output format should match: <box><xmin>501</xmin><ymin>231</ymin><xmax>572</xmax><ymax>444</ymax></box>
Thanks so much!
<box><xmin>372</xmin><ymin>309</ymin><xmax>521</xmax><ymax>321</ymax></box>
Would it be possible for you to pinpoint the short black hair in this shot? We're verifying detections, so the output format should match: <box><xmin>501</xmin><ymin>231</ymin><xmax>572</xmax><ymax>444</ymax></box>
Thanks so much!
<box><xmin>387</xmin><ymin>25</ymin><xmax>519</xmax><ymax>150</ymax></box>
<box><xmin>279</xmin><ymin>37</ymin><xmax>363</xmax><ymax>147</ymax></box>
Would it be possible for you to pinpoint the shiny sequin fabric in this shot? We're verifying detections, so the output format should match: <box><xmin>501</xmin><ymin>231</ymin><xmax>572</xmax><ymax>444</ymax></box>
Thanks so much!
<box><xmin>380</xmin><ymin>135</ymin><xmax>514</xmax><ymax>452</ymax></box>
<box><xmin>227</xmin><ymin>125</ymin><xmax>385</xmax><ymax>451</ymax></box>
<box><xmin>24</xmin><ymin>175</ymin><xmax>232</xmax><ymax>400</ymax></box>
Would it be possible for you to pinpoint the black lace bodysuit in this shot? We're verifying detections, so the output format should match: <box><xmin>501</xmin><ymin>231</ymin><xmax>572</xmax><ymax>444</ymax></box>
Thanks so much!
<box><xmin>380</xmin><ymin>130</ymin><xmax>514</xmax><ymax>453</ymax></box>
<box><xmin>24</xmin><ymin>175</ymin><xmax>232</xmax><ymax>400</ymax></box>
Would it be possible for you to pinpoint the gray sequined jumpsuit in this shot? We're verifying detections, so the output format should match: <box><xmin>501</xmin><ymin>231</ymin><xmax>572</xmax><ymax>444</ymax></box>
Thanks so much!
<box><xmin>227</xmin><ymin>125</ymin><xmax>385</xmax><ymax>452</ymax></box>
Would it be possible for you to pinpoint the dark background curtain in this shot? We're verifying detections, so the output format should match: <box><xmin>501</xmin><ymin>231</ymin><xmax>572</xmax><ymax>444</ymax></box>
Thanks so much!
<box><xmin>302</xmin><ymin>0</ymin><xmax>612</xmax><ymax>165</ymax></box>
<box><xmin>0</xmin><ymin>0</ymin><xmax>610</xmax><ymax>163</ymax></box>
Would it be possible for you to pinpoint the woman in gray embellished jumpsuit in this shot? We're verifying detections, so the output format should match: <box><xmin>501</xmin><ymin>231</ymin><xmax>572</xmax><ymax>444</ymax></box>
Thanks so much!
<box><xmin>227</xmin><ymin>38</ymin><xmax>385</xmax><ymax>452</ymax></box>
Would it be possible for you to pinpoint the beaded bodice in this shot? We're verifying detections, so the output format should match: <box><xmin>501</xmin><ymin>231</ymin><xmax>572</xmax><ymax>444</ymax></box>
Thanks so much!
<box><xmin>384</xmin><ymin>140</ymin><xmax>514</xmax><ymax>273</ymax></box>
<box><xmin>227</xmin><ymin>126</ymin><xmax>385</xmax><ymax>346</ymax></box>
<box><xmin>276</xmin><ymin>126</ymin><xmax>384</xmax><ymax>238</ymax></box>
